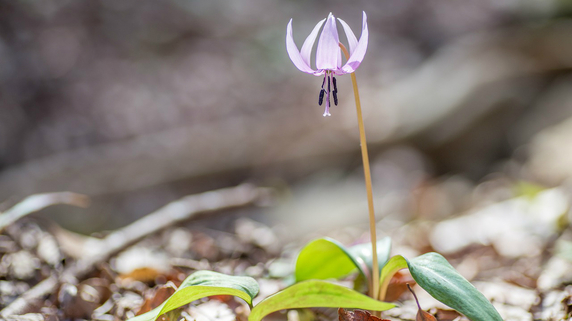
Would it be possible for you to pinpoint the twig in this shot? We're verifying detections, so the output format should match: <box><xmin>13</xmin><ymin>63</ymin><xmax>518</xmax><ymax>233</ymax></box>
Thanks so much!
<box><xmin>62</xmin><ymin>183</ymin><xmax>268</xmax><ymax>283</ymax></box>
<box><xmin>0</xmin><ymin>192</ymin><xmax>89</xmax><ymax>231</ymax></box>
<box><xmin>0</xmin><ymin>313</ymin><xmax>48</xmax><ymax>321</ymax></box>
<box><xmin>0</xmin><ymin>275</ymin><xmax>58</xmax><ymax>319</ymax></box>
<box><xmin>0</xmin><ymin>184</ymin><xmax>269</xmax><ymax>317</ymax></box>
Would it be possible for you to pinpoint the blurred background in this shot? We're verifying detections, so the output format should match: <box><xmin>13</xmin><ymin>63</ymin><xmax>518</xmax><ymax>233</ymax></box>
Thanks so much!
<box><xmin>1</xmin><ymin>0</ymin><xmax>572</xmax><ymax>236</ymax></box>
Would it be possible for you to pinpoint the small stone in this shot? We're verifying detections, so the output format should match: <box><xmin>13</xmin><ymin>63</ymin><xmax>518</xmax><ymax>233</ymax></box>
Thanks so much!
<box><xmin>5</xmin><ymin>251</ymin><xmax>39</xmax><ymax>280</ymax></box>
<box><xmin>36</xmin><ymin>233</ymin><xmax>62</xmax><ymax>267</ymax></box>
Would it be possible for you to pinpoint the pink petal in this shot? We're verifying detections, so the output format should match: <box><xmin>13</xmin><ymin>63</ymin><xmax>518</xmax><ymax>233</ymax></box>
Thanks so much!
<box><xmin>316</xmin><ymin>13</ymin><xmax>341</xmax><ymax>71</ymax></box>
<box><xmin>286</xmin><ymin>19</ymin><xmax>316</xmax><ymax>74</ymax></box>
<box><xmin>337</xmin><ymin>17</ymin><xmax>358</xmax><ymax>55</ymax></box>
<box><xmin>300</xmin><ymin>18</ymin><xmax>326</xmax><ymax>69</ymax></box>
<box><xmin>341</xmin><ymin>11</ymin><xmax>368</xmax><ymax>74</ymax></box>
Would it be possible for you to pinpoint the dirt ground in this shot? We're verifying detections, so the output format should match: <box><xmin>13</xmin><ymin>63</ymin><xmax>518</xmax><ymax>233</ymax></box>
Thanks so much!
<box><xmin>1</xmin><ymin>178</ymin><xmax>571</xmax><ymax>321</ymax></box>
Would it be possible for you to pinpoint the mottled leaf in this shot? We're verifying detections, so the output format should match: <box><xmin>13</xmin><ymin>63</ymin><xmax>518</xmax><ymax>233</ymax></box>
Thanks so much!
<box><xmin>127</xmin><ymin>271</ymin><xmax>259</xmax><ymax>321</ymax></box>
<box><xmin>407</xmin><ymin>253</ymin><xmax>502</xmax><ymax>321</ymax></box>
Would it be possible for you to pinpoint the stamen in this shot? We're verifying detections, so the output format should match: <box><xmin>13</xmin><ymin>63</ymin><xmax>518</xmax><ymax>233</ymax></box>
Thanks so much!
<box><xmin>333</xmin><ymin>91</ymin><xmax>338</xmax><ymax>106</ymax></box>
<box><xmin>333</xmin><ymin>76</ymin><xmax>338</xmax><ymax>92</ymax></box>
<box><xmin>319</xmin><ymin>73</ymin><xmax>327</xmax><ymax>106</ymax></box>
<box><xmin>327</xmin><ymin>76</ymin><xmax>331</xmax><ymax>108</ymax></box>
<box><xmin>332</xmin><ymin>76</ymin><xmax>338</xmax><ymax>106</ymax></box>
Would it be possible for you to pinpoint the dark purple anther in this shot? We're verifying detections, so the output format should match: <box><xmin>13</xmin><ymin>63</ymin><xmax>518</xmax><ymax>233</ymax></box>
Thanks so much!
<box><xmin>332</xmin><ymin>77</ymin><xmax>338</xmax><ymax>105</ymax></box>
<box><xmin>327</xmin><ymin>76</ymin><xmax>331</xmax><ymax>107</ymax></box>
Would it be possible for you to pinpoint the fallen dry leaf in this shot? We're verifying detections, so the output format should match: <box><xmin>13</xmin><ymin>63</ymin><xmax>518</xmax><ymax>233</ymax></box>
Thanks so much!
<box><xmin>435</xmin><ymin>309</ymin><xmax>463</xmax><ymax>321</ymax></box>
<box><xmin>59</xmin><ymin>278</ymin><xmax>111</xmax><ymax>319</ymax></box>
<box><xmin>385</xmin><ymin>270</ymin><xmax>416</xmax><ymax>302</ymax></box>
<box><xmin>136</xmin><ymin>281</ymin><xmax>177</xmax><ymax>315</ymax></box>
<box><xmin>338</xmin><ymin>308</ymin><xmax>390</xmax><ymax>321</ymax></box>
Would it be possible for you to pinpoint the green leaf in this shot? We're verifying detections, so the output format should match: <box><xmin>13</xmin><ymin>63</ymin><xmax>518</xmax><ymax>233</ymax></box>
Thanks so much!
<box><xmin>248</xmin><ymin>280</ymin><xmax>395</xmax><ymax>321</ymax></box>
<box><xmin>378</xmin><ymin>255</ymin><xmax>408</xmax><ymax>300</ymax></box>
<box><xmin>348</xmin><ymin>237</ymin><xmax>392</xmax><ymax>276</ymax></box>
<box><xmin>127</xmin><ymin>271</ymin><xmax>259</xmax><ymax>321</ymax></box>
<box><xmin>407</xmin><ymin>253</ymin><xmax>502</xmax><ymax>321</ymax></box>
<box><xmin>295</xmin><ymin>238</ymin><xmax>358</xmax><ymax>282</ymax></box>
<box><xmin>295</xmin><ymin>237</ymin><xmax>391</xmax><ymax>283</ymax></box>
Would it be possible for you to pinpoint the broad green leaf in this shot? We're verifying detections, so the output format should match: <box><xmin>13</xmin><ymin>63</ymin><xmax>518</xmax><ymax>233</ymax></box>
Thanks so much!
<box><xmin>377</xmin><ymin>255</ymin><xmax>408</xmax><ymax>300</ymax></box>
<box><xmin>248</xmin><ymin>280</ymin><xmax>395</xmax><ymax>321</ymax></box>
<box><xmin>295</xmin><ymin>237</ymin><xmax>391</xmax><ymax>282</ymax></box>
<box><xmin>295</xmin><ymin>238</ymin><xmax>358</xmax><ymax>282</ymax></box>
<box><xmin>127</xmin><ymin>271</ymin><xmax>259</xmax><ymax>321</ymax></box>
<box><xmin>348</xmin><ymin>237</ymin><xmax>392</xmax><ymax>276</ymax></box>
<box><xmin>407</xmin><ymin>253</ymin><xmax>502</xmax><ymax>321</ymax></box>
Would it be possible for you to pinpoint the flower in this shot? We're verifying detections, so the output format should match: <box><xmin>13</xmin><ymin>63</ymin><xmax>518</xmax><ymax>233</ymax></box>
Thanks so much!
<box><xmin>286</xmin><ymin>12</ymin><xmax>368</xmax><ymax>116</ymax></box>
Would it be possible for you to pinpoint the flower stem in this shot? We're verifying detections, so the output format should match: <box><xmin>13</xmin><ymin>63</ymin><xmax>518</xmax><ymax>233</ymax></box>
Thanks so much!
<box><xmin>339</xmin><ymin>43</ymin><xmax>379</xmax><ymax>300</ymax></box>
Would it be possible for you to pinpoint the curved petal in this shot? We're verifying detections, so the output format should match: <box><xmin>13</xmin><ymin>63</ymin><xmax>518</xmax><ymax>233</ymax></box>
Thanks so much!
<box><xmin>341</xmin><ymin>11</ymin><xmax>368</xmax><ymax>74</ymax></box>
<box><xmin>300</xmin><ymin>18</ymin><xmax>326</xmax><ymax>69</ymax></box>
<box><xmin>286</xmin><ymin>19</ymin><xmax>317</xmax><ymax>74</ymax></box>
<box><xmin>316</xmin><ymin>13</ymin><xmax>341</xmax><ymax>71</ymax></box>
<box><xmin>337</xmin><ymin>18</ymin><xmax>358</xmax><ymax>55</ymax></box>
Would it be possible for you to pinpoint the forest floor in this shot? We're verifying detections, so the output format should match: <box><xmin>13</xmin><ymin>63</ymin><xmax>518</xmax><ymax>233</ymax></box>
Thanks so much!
<box><xmin>0</xmin><ymin>181</ymin><xmax>571</xmax><ymax>321</ymax></box>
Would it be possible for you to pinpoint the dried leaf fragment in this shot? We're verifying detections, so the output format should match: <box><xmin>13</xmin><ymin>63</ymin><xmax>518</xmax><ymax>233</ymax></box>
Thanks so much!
<box><xmin>385</xmin><ymin>271</ymin><xmax>416</xmax><ymax>302</ymax></box>
<box><xmin>338</xmin><ymin>308</ymin><xmax>390</xmax><ymax>321</ymax></box>
<box><xmin>136</xmin><ymin>282</ymin><xmax>177</xmax><ymax>315</ymax></box>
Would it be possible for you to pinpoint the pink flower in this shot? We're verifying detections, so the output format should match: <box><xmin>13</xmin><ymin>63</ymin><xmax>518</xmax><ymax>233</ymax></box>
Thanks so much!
<box><xmin>286</xmin><ymin>12</ymin><xmax>368</xmax><ymax>116</ymax></box>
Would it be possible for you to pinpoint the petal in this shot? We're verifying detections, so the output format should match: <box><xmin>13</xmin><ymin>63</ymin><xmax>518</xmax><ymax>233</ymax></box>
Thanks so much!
<box><xmin>337</xmin><ymin>17</ymin><xmax>358</xmax><ymax>55</ymax></box>
<box><xmin>316</xmin><ymin>13</ymin><xmax>341</xmax><ymax>71</ymax></box>
<box><xmin>341</xmin><ymin>11</ymin><xmax>368</xmax><ymax>74</ymax></box>
<box><xmin>286</xmin><ymin>19</ymin><xmax>317</xmax><ymax>74</ymax></box>
<box><xmin>300</xmin><ymin>18</ymin><xmax>326</xmax><ymax>68</ymax></box>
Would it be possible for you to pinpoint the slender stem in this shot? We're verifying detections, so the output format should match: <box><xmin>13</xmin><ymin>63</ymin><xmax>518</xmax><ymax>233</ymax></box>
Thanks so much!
<box><xmin>339</xmin><ymin>43</ymin><xmax>379</xmax><ymax>300</ymax></box>
<box><xmin>407</xmin><ymin>284</ymin><xmax>422</xmax><ymax>310</ymax></box>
